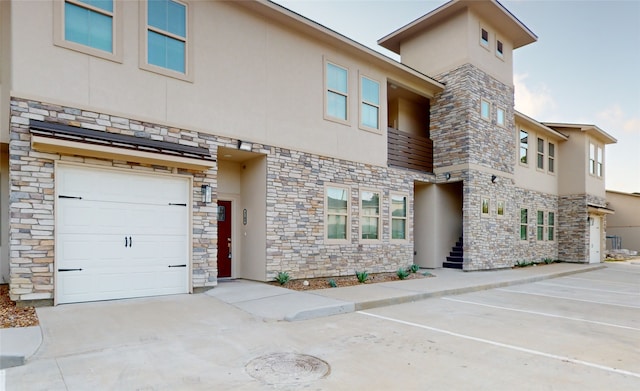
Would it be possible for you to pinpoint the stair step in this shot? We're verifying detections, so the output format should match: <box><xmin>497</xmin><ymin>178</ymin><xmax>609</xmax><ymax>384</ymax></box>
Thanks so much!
<box><xmin>443</xmin><ymin>261</ymin><xmax>463</xmax><ymax>269</ymax></box>
<box><xmin>446</xmin><ymin>256</ymin><xmax>463</xmax><ymax>263</ymax></box>
<box><xmin>450</xmin><ymin>250</ymin><xmax>463</xmax><ymax>257</ymax></box>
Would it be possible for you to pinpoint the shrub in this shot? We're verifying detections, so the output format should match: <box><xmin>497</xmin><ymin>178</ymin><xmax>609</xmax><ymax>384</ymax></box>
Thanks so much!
<box><xmin>328</xmin><ymin>279</ymin><xmax>338</xmax><ymax>288</ymax></box>
<box><xmin>409</xmin><ymin>264</ymin><xmax>420</xmax><ymax>273</ymax></box>
<box><xmin>355</xmin><ymin>270</ymin><xmax>369</xmax><ymax>283</ymax></box>
<box><xmin>543</xmin><ymin>258</ymin><xmax>555</xmax><ymax>264</ymax></box>
<box><xmin>396</xmin><ymin>268</ymin><xmax>410</xmax><ymax>280</ymax></box>
<box><xmin>275</xmin><ymin>271</ymin><xmax>290</xmax><ymax>285</ymax></box>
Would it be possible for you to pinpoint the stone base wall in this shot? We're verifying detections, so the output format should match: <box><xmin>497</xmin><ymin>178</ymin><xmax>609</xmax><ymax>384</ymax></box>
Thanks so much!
<box><xmin>558</xmin><ymin>195</ymin><xmax>589</xmax><ymax>262</ymax></box>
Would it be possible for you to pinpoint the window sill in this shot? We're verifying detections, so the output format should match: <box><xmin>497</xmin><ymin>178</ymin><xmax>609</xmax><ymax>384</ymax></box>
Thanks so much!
<box><xmin>139</xmin><ymin>62</ymin><xmax>194</xmax><ymax>83</ymax></box>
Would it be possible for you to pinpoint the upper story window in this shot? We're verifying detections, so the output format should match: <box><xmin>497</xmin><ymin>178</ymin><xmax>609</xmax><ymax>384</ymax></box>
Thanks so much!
<box><xmin>481</xmin><ymin>99</ymin><xmax>490</xmax><ymax>120</ymax></box>
<box><xmin>480</xmin><ymin>28</ymin><xmax>489</xmax><ymax>48</ymax></box>
<box><xmin>326</xmin><ymin>186</ymin><xmax>350</xmax><ymax>241</ymax></box>
<box><xmin>481</xmin><ymin>198</ymin><xmax>490</xmax><ymax>216</ymax></box>
<box><xmin>360</xmin><ymin>76</ymin><xmax>380</xmax><ymax>130</ymax></box>
<box><xmin>589</xmin><ymin>142</ymin><xmax>603</xmax><ymax>177</ymax></box>
<box><xmin>537</xmin><ymin>138</ymin><xmax>544</xmax><ymax>170</ymax></box>
<box><xmin>496</xmin><ymin>39</ymin><xmax>504</xmax><ymax>58</ymax></box>
<box><xmin>519</xmin><ymin>130</ymin><xmax>528</xmax><ymax>164</ymax></box>
<box><xmin>54</xmin><ymin>0</ymin><xmax>122</xmax><ymax>62</ymax></box>
<box><xmin>360</xmin><ymin>190</ymin><xmax>381</xmax><ymax>240</ymax></box>
<box><xmin>496</xmin><ymin>107</ymin><xmax>505</xmax><ymax>127</ymax></box>
<box><xmin>391</xmin><ymin>194</ymin><xmax>407</xmax><ymax>240</ymax></box>
<box><xmin>548</xmin><ymin>142</ymin><xmax>555</xmax><ymax>173</ymax></box>
<box><xmin>326</xmin><ymin>62</ymin><xmax>349</xmax><ymax>122</ymax></box>
<box><xmin>146</xmin><ymin>0</ymin><xmax>187</xmax><ymax>74</ymax></box>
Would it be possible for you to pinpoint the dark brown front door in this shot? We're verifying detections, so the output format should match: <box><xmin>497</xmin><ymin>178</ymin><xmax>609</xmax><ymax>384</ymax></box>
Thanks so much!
<box><xmin>217</xmin><ymin>200</ymin><xmax>232</xmax><ymax>278</ymax></box>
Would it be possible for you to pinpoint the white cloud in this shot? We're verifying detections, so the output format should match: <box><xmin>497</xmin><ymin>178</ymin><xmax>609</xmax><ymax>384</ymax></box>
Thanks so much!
<box><xmin>596</xmin><ymin>105</ymin><xmax>640</xmax><ymax>135</ymax></box>
<box><xmin>513</xmin><ymin>73</ymin><xmax>556</xmax><ymax>119</ymax></box>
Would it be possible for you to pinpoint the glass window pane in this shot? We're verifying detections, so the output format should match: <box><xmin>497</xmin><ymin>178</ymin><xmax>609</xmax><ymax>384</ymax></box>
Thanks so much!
<box><xmin>548</xmin><ymin>227</ymin><xmax>554</xmax><ymax>241</ymax></box>
<box><xmin>362</xmin><ymin>217</ymin><xmax>379</xmax><ymax>239</ymax></box>
<box><xmin>548</xmin><ymin>212</ymin><xmax>555</xmax><ymax>226</ymax></box>
<box><xmin>327</xmin><ymin>188</ymin><xmax>348</xmax><ymax>214</ymax></box>
<box><xmin>90</xmin><ymin>10</ymin><xmax>113</xmax><ymax>52</ymax></box>
<box><xmin>327</xmin><ymin>63</ymin><xmax>347</xmax><ymax>93</ymax></box>
<box><xmin>392</xmin><ymin>219</ymin><xmax>406</xmax><ymax>239</ymax></box>
<box><xmin>497</xmin><ymin>201</ymin><xmax>504</xmax><ymax>216</ymax></box>
<box><xmin>166</xmin><ymin>36</ymin><xmax>185</xmax><ymax>73</ymax></box>
<box><xmin>362</xmin><ymin>77</ymin><xmax>379</xmax><ymax>105</ymax></box>
<box><xmin>328</xmin><ymin>215</ymin><xmax>347</xmax><ymax>239</ymax></box>
<box><xmin>520</xmin><ymin>225</ymin><xmax>527</xmax><ymax>240</ymax></box>
<box><xmin>481</xmin><ymin>100</ymin><xmax>490</xmax><ymax>118</ymax></box>
<box><xmin>362</xmin><ymin>104</ymin><xmax>378</xmax><ymax>128</ymax></box>
<box><xmin>391</xmin><ymin>195</ymin><xmax>406</xmax><ymax>217</ymax></box>
<box><xmin>148</xmin><ymin>30</ymin><xmax>166</xmax><ymax>68</ymax></box>
<box><xmin>548</xmin><ymin>143</ymin><xmax>555</xmax><ymax>157</ymax></box>
<box><xmin>327</xmin><ymin>91</ymin><xmax>347</xmax><ymax>120</ymax></box>
<box><xmin>65</xmin><ymin>3</ymin><xmax>90</xmax><ymax>46</ymax></box>
<box><xmin>497</xmin><ymin>108</ymin><xmax>504</xmax><ymax>125</ymax></box>
<box><xmin>148</xmin><ymin>0</ymin><xmax>168</xmax><ymax>30</ymax></box>
<box><xmin>81</xmin><ymin>0</ymin><xmax>113</xmax><ymax>12</ymax></box>
<box><xmin>521</xmin><ymin>209</ymin><xmax>527</xmax><ymax>224</ymax></box>
<box><xmin>168</xmin><ymin>1</ymin><xmax>186</xmax><ymax>37</ymax></box>
<box><xmin>361</xmin><ymin>191</ymin><xmax>379</xmax><ymax>215</ymax></box>
<box><xmin>537</xmin><ymin>226</ymin><xmax>544</xmax><ymax>241</ymax></box>
<box><xmin>482</xmin><ymin>199</ymin><xmax>489</xmax><ymax>214</ymax></box>
<box><xmin>537</xmin><ymin>211</ymin><xmax>544</xmax><ymax>225</ymax></box>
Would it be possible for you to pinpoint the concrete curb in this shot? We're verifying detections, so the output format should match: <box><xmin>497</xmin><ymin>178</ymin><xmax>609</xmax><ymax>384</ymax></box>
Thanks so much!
<box><xmin>284</xmin><ymin>302</ymin><xmax>356</xmax><ymax>322</ymax></box>
<box><xmin>0</xmin><ymin>325</ymin><xmax>43</xmax><ymax>369</ymax></box>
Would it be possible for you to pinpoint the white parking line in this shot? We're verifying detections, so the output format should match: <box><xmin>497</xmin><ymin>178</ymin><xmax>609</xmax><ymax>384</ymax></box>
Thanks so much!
<box><xmin>535</xmin><ymin>281</ymin><xmax>640</xmax><ymax>296</ymax></box>
<box><xmin>564</xmin><ymin>276</ymin><xmax>639</xmax><ymax>287</ymax></box>
<box><xmin>358</xmin><ymin>311</ymin><xmax>640</xmax><ymax>379</ymax></box>
<box><xmin>496</xmin><ymin>289</ymin><xmax>640</xmax><ymax>309</ymax></box>
<box><xmin>442</xmin><ymin>297</ymin><xmax>640</xmax><ymax>331</ymax></box>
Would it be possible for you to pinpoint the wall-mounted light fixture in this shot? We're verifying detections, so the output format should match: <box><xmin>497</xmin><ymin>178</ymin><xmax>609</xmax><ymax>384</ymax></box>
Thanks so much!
<box><xmin>491</xmin><ymin>175</ymin><xmax>498</xmax><ymax>183</ymax></box>
<box><xmin>444</xmin><ymin>172</ymin><xmax>451</xmax><ymax>180</ymax></box>
<box><xmin>238</xmin><ymin>140</ymin><xmax>252</xmax><ymax>151</ymax></box>
<box><xmin>201</xmin><ymin>184</ymin><xmax>212</xmax><ymax>203</ymax></box>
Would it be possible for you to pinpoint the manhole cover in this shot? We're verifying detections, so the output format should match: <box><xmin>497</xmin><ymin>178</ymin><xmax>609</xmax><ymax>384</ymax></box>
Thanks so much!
<box><xmin>245</xmin><ymin>353</ymin><xmax>330</xmax><ymax>385</ymax></box>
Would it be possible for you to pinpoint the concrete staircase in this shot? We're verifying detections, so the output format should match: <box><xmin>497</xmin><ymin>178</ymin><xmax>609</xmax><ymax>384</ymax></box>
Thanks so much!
<box><xmin>444</xmin><ymin>236</ymin><xmax>463</xmax><ymax>269</ymax></box>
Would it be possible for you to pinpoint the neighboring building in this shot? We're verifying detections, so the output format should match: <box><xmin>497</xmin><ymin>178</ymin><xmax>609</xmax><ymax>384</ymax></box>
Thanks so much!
<box><xmin>0</xmin><ymin>0</ymin><xmax>616</xmax><ymax>306</ymax></box>
<box><xmin>606</xmin><ymin>191</ymin><xmax>640</xmax><ymax>253</ymax></box>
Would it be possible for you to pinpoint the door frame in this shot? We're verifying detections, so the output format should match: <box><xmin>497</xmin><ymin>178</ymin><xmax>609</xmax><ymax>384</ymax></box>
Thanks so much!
<box><xmin>218</xmin><ymin>193</ymin><xmax>240</xmax><ymax>278</ymax></box>
<box><xmin>589</xmin><ymin>214</ymin><xmax>602</xmax><ymax>264</ymax></box>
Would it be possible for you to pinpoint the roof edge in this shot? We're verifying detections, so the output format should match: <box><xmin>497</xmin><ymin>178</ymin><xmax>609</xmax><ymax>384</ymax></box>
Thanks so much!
<box><xmin>543</xmin><ymin>122</ymin><xmax>617</xmax><ymax>144</ymax></box>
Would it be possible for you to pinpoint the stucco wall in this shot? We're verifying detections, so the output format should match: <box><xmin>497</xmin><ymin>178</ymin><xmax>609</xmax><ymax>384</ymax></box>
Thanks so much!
<box><xmin>606</xmin><ymin>191</ymin><xmax>640</xmax><ymax>251</ymax></box>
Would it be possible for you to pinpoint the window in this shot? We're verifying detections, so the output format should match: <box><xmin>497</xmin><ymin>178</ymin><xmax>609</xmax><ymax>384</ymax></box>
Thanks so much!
<box><xmin>326</xmin><ymin>186</ymin><xmax>349</xmax><ymax>241</ymax></box>
<box><xmin>360</xmin><ymin>76</ymin><xmax>380</xmax><ymax>130</ymax></box>
<box><xmin>481</xmin><ymin>99</ymin><xmax>490</xmax><ymax>120</ymax></box>
<box><xmin>537</xmin><ymin>211</ymin><xmax>544</xmax><ymax>241</ymax></box>
<box><xmin>597</xmin><ymin>146</ymin><xmax>603</xmax><ymax>177</ymax></box>
<box><xmin>548</xmin><ymin>142</ymin><xmax>555</xmax><ymax>173</ymax></box>
<box><xmin>145</xmin><ymin>0</ymin><xmax>187</xmax><ymax>74</ymax></box>
<box><xmin>547</xmin><ymin>212</ymin><xmax>555</xmax><ymax>241</ymax></box>
<box><xmin>326</xmin><ymin>62</ymin><xmax>348</xmax><ymax>122</ymax></box>
<box><xmin>520</xmin><ymin>208</ymin><xmax>528</xmax><ymax>240</ymax></box>
<box><xmin>496</xmin><ymin>40</ymin><xmax>504</xmax><ymax>57</ymax></box>
<box><xmin>54</xmin><ymin>0</ymin><xmax>122</xmax><ymax>61</ymax></box>
<box><xmin>480</xmin><ymin>28</ymin><xmax>489</xmax><ymax>47</ymax></box>
<box><xmin>360</xmin><ymin>190</ymin><xmax>380</xmax><ymax>240</ymax></box>
<box><xmin>589</xmin><ymin>143</ymin><xmax>596</xmax><ymax>175</ymax></box>
<box><xmin>496</xmin><ymin>107</ymin><xmax>505</xmax><ymax>126</ymax></box>
<box><xmin>391</xmin><ymin>194</ymin><xmax>407</xmax><ymax>240</ymax></box>
<box><xmin>519</xmin><ymin>130</ymin><xmax>528</xmax><ymax>164</ymax></box>
<box><xmin>537</xmin><ymin>138</ymin><xmax>544</xmax><ymax>170</ymax></box>
<box><xmin>481</xmin><ymin>198</ymin><xmax>490</xmax><ymax>216</ymax></box>
<box><xmin>497</xmin><ymin>200</ymin><xmax>505</xmax><ymax>217</ymax></box>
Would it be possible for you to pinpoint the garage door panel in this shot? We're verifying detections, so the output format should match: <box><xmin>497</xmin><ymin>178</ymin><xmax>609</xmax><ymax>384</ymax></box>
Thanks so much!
<box><xmin>56</xmin><ymin>165</ymin><xmax>190</xmax><ymax>304</ymax></box>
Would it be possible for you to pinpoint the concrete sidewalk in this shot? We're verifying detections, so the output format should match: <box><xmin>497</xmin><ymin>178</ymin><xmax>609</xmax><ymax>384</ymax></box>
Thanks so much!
<box><xmin>0</xmin><ymin>262</ymin><xmax>605</xmax><ymax>369</ymax></box>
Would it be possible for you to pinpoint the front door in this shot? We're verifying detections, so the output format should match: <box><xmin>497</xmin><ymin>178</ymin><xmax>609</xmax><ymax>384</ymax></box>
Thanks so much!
<box><xmin>217</xmin><ymin>200</ymin><xmax>232</xmax><ymax>277</ymax></box>
<box><xmin>589</xmin><ymin>215</ymin><xmax>601</xmax><ymax>264</ymax></box>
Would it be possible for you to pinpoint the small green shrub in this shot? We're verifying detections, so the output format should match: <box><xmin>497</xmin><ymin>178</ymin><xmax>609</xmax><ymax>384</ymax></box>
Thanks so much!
<box><xmin>328</xmin><ymin>279</ymin><xmax>338</xmax><ymax>288</ymax></box>
<box><xmin>275</xmin><ymin>271</ymin><xmax>290</xmax><ymax>285</ymax></box>
<box><xmin>543</xmin><ymin>258</ymin><xmax>554</xmax><ymax>264</ymax></box>
<box><xmin>422</xmin><ymin>271</ymin><xmax>433</xmax><ymax>277</ymax></box>
<box><xmin>409</xmin><ymin>264</ymin><xmax>420</xmax><ymax>273</ymax></box>
<box><xmin>515</xmin><ymin>260</ymin><xmax>533</xmax><ymax>268</ymax></box>
<box><xmin>356</xmin><ymin>270</ymin><xmax>369</xmax><ymax>283</ymax></box>
<box><xmin>396</xmin><ymin>268</ymin><xmax>410</xmax><ymax>280</ymax></box>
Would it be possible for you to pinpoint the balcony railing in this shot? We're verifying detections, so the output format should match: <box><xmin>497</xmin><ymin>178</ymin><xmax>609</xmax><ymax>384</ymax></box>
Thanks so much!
<box><xmin>387</xmin><ymin>127</ymin><xmax>433</xmax><ymax>173</ymax></box>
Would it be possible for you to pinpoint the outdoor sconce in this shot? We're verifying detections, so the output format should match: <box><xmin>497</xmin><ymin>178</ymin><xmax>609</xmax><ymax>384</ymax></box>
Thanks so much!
<box><xmin>444</xmin><ymin>172</ymin><xmax>451</xmax><ymax>180</ymax></box>
<box><xmin>238</xmin><ymin>140</ymin><xmax>252</xmax><ymax>151</ymax></box>
<box><xmin>491</xmin><ymin>175</ymin><xmax>498</xmax><ymax>183</ymax></box>
<box><xmin>201</xmin><ymin>184</ymin><xmax>212</xmax><ymax>203</ymax></box>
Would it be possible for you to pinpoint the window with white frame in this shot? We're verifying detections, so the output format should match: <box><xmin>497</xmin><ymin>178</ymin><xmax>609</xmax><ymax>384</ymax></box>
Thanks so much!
<box><xmin>520</xmin><ymin>208</ymin><xmax>528</xmax><ymax>240</ymax></box>
<box><xmin>548</xmin><ymin>142</ymin><xmax>555</xmax><ymax>173</ymax></box>
<box><xmin>496</xmin><ymin>107</ymin><xmax>505</xmax><ymax>126</ymax></box>
<box><xmin>145</xmin><ymin>0</ymin><xmax>188</xmax><ymax>74</ymax></box>
<box><xmin>537</xmin><ymin>137</ymin><xmax>544</xmax><ymax>170</ymax></box>
<box><xmin>547</xmin><ymin>211</ymin><xmax>555</xmax><ymax>241</ymax></box>
<box><xmin>480</xmin><ymin>28</ymin><xmax>489</xmax><ymax>48</ymax></box>
<box><xmin>597</xmin><ymin>146</ymin><xmax>603</xmax><ymax>177</ymax></box>
<box><xmin>481</xmin><ymin>99</ymin><xmax>490</xmax><ymax>120</ymax></box>
<box><xmin>589</xmin><ymin>143</ymin><xmax>596</xmax><ymax>175</ymax></box>
<box><xmin>326</xmin><ymin>62</ymin><xmax>348</xmax><ymax>122</ymax></box>
<box><xmin>537</xmin><ymin>210</ymin><xmax>544</xmax><ymax>241</ymax></box>
<box><xmin>326</xmin><ymin>186</ymin><xmax>349</xmax><ymax>241</ymax></box>
<box><xmin>360</xmin><ymin>190</ymin><xmax>380</xmax><ymax>240</ymax></box>
<box><xmin>360</xmin><ymin>76</ymin><xmax>380</xmax><ymax>130</ymax></box>
<box><xmin>391</xmin><ymin>194</ymin><xmax>407</xmax><ymax>240</ymax></box>
<box><xmin>519</xmin><ymin>130</ymin><xmax>528</xmax><ymax>164</ymax></box>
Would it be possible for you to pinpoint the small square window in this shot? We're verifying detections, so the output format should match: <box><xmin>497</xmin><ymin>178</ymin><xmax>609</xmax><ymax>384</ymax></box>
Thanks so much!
<box><xmin>497</xmin><ymin>107</ymin><xmax>505</xmax><ymax>126</ymax></box>
<box><xmin>496</xmin><ymin>40</ymin><xmax>504</xmax><ymax>57</ymax></box>
<box><xmin>481</xmin><ymin>99</ymin><xmax>490</xmax><ymax>120</ymax></box>
<box><xmin>497</xmin><ymin>200</ymin><xmax>505</xmax><ymax>217</ymax></box>
<box><xmin>481</xmin><ymin>28</ymin><xmax>489</xmax><ymax>47</ymax></box>
<box><xmin>481</xmin><ymin>198</ymin><xmax>490</xmax><ymax>216</ymax></box>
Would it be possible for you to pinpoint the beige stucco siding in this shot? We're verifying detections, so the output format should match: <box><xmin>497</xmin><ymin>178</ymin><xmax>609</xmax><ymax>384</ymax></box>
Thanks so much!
<box><xmin>514</xmin><ymin>121</ymin><xmax>561</xmax><ymax>195</ymax></box>
<box><xmin>606</xmin><ymin>191</ymin><xmax>640</xmax><ymax>252</ymax></box>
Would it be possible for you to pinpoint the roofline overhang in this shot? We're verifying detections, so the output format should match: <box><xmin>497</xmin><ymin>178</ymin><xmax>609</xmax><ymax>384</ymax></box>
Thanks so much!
<box><xmin>236</xmin><ymin>1</ymin><xmax>445</xmax><ymax>96</ymax></box>
<box><xmin>543</xmin><ymin>122</ymin><xmax>617</xmax><ymax>144</ymax></box>
<box><xmin>588</xmin><ymin>204</ymin><xmax>615</xmax><ymax>215</ymax></box>
<box><xmin>515</xmin><ymin>111</ymin><xmax>568</xmax><ymax>141</ymax></box>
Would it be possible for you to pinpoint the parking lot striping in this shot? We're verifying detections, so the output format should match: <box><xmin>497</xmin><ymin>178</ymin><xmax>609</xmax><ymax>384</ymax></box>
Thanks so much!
<box><xmin>563</xmin><ymin>276</ymin><xmax>639</xmax><ymax>287</ymax></box>
<box><xmin>441</xmin><ymin>297</ymin><xmax>640</xmax><ymax>331</ymax></box>
<box><xmin>358</xmin><ymin>311</ymin><xmax>640</xmax><ymax>379</ymax></box>
<box><xmin>496</xmin><ymin>289</ymin><xmax>640</xmax><ymax>309</ymax></box>
<box><xmin>534</xmin><ymin>281</ymin><xmax>640</xmax><ymax>296</ymax></box>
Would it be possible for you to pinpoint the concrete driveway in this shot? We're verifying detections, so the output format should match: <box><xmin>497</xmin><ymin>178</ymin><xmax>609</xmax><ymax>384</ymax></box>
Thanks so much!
<box><xmin>2</xmin><ymin>263</ymin><xmax>639</xmax><ymax>390</ymax></box>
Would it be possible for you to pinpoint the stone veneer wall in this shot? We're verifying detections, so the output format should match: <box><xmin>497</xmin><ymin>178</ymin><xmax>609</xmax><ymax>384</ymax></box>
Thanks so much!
<box><xmin>8</xmin><ymin>97</ymin><xmax>236</xmax><ymax>302</ymax></box>
<box><xmin>557</xmin><ymin>194</ymin><xmax>589</xmax><ymax>262</ymax></box>
<box><xmin>264</xmin><ymin>149</ymin><xmax>435</xmax><ymax>280</ymax></box>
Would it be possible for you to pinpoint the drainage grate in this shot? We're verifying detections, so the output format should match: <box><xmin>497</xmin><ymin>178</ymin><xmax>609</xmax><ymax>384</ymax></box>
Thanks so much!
<box><xmin>245</xmin><ymin>353</ymin><xmax>330</xmax><ymax>385</ymax></box>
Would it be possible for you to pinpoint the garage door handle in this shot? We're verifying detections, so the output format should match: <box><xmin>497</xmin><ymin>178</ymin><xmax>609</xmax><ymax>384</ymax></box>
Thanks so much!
<box><xmin>58</xmin><ymin>268</ymin><xmax>83</xmax><ymax>272</ymax></box>
<box><xmin>124</xmin><ymin>236</ymin><xmax>132</xmax><ymax>247</ymax></box>
<box><xmin>168</xmin><ymin>264</ymin><xmax>187</xmax><ymax>268</ymax></box>
<box><xmin>129</xmin><ymin>236</ymin><xmax>132</xmax><ymax>247</ymax></box>
<box><xmin>59</xmin><ymin>195</ymin><xmax>82</xmax><ymax>200</ymax></box>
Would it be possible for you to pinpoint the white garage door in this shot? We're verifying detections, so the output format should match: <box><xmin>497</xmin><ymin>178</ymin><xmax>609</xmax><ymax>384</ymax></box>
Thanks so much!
<box><xmin>56</xmin><ymin>165</ymin><xmax>190</xmax><ymax>304</ymax></box>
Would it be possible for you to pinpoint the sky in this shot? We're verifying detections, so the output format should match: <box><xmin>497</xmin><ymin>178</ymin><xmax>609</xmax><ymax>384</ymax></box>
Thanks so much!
<box><xmin>274</xmin><ymin>0</ymin><xmax>640</xmax><ymax>194</ymax></box>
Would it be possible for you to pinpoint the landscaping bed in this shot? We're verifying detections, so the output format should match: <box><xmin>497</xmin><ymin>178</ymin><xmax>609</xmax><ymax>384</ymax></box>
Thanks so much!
<box><xmin>270</xmin><ymin>270</ymin><xmax>434</xmax><ymax>291</ymax></box>
<box><xmin>0</xmin><ymin>284</ymin><xmax>39</xmax><ymax>328</ymax></box>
